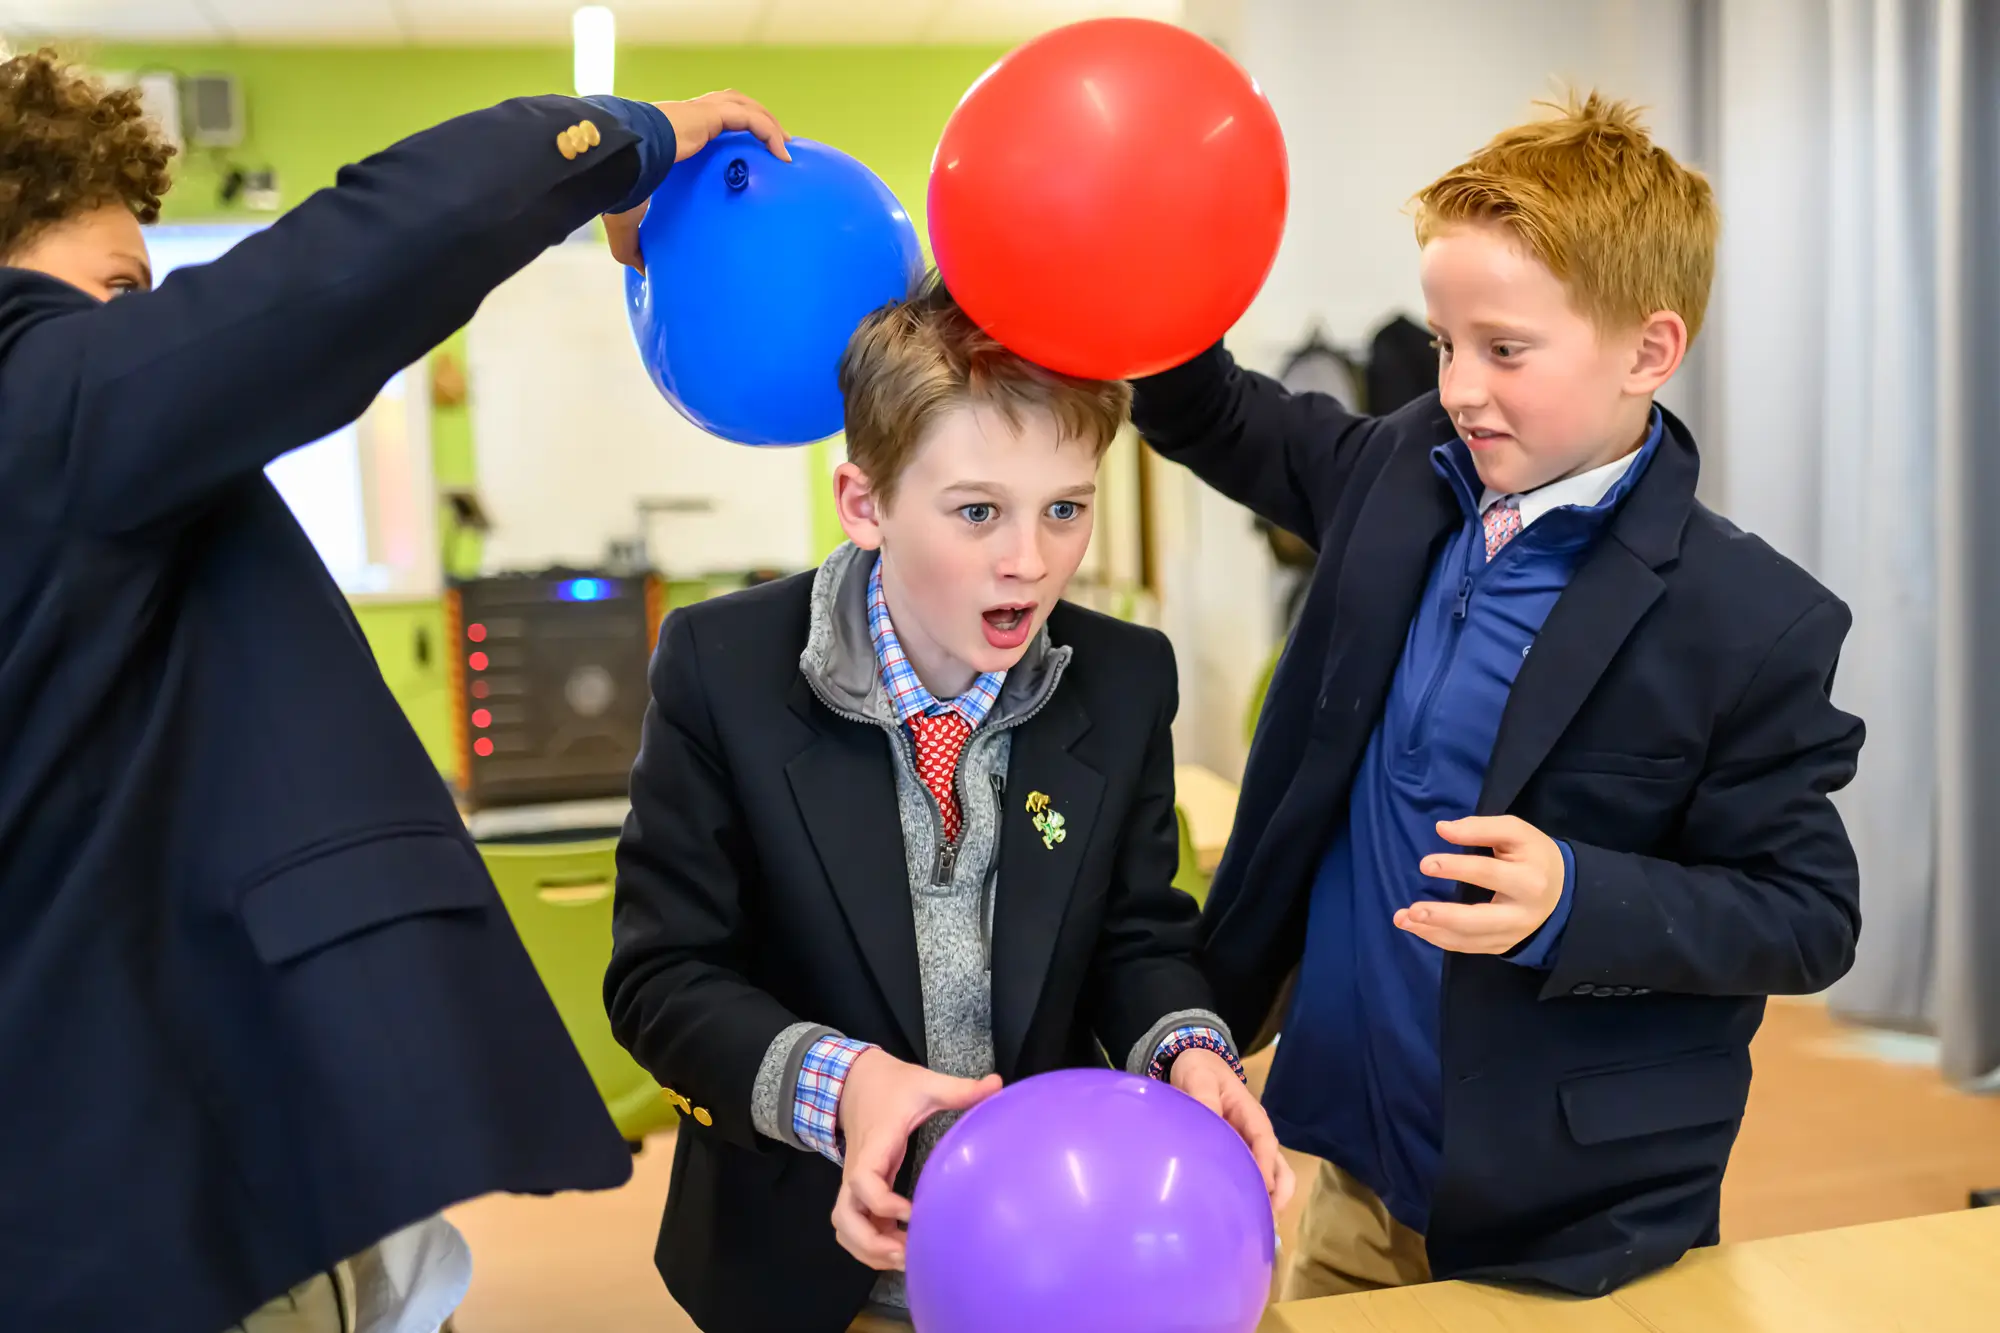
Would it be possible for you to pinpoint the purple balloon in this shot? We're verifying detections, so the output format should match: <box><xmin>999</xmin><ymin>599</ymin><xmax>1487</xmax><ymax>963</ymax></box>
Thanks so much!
<box><xmin>905</xmin><ymin>1068</ymin><xmax>1275</xmax><ymax>1333</ymax></box>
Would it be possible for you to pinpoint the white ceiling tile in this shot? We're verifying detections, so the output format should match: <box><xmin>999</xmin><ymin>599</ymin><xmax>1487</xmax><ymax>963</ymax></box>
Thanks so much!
<box><xmin>622</xmin><ymin>1</ymin><xmax>763</xmax><ymax>44</ymax></box>
<box><xmin>757</xmin><ymin>0</ymin><xmax>942</xmax><ymax>45</ymax></box>
<box><xmin>0</xmin><ymin>0</ymin><xmax>222</xmax><ymax>41</ymax></box>
<box><xmin>399</xmin><ymin>0</ymin><xmax>762</xmax><ymax>45</ymax></box>
<box><xmin>395</xmin><ymin>0</ymin><xmax>571</xmax><ymax>43</ymax></box>
<box><xmin>591</xmin><ymin>0</ymin><xmax>765</xmax><ymax>44</ymax></box>
<box><xmin>0</xmin><ymin>0</ymin><xmax>1188</xmax><ymax>46</ymax></box>
<box><xmin>203</xmin><ymin>0</ymin><xmax>406</xmax><ymax>42</ymax></box>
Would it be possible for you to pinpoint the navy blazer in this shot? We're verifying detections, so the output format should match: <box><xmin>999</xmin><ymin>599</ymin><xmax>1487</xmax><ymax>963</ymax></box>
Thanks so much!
<box><xmin>608</xmin><ymin>575</ymin><xmax>1216</xmax><ymax>1333</ymax></box>
<box><xmin>0</xmin><ymin>97</ymin><xmax>639</xmax><ymax>1332</ymax></box>
<box><xmin>1133</xmin><ymin>346</ymin><xmax>1865</xmax><ymax>1296</ymax></box>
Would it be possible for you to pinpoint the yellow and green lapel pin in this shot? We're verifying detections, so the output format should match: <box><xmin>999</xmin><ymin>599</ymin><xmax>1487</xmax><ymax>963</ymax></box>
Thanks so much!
<box><xmin>1026</xmin><ymin>791</ymin><xmax>1066</xmax><ymax>849</ymax></box>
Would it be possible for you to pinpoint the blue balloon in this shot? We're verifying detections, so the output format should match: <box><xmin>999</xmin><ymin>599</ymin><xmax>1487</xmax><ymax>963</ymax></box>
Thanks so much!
<box><xmin>624</xmin><ymin>132</ymin><xmax>923</xmax><ymax>446</ymax></box>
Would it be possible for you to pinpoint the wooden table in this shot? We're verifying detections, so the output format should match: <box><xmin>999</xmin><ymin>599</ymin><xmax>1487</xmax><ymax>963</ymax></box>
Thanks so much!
<box><xmin>1259</xmin><ymin>1207</ymin><xmax>2000</xmax><ymax>1333</ymax></box>
<box><xmin>1173</xmin><ymin>762</ymin><xmax>1242</xmax><ymax>873</ymax></box>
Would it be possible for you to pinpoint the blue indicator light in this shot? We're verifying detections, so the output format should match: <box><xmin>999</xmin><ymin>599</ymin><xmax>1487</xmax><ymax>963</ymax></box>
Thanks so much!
<box><xmin>555</xmin><ymin>577</ymin><xmax>615</xmax><ymax>602</ymax></box>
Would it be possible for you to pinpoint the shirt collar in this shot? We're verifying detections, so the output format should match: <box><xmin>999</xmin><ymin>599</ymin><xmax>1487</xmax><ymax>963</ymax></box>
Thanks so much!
<box><xmin>867</xmin><ymin>559</ymin><xmax>1005</xmax><ymax>729</ymax></box>
<box><xmin>1435</xmin><ymin>406</ymin><xmax>1664</xmax><ymax>530</ymax></box>
<box><xmin>1485</xmin><ymin>444</ymin><xmax>1643</xmax><ymax>528</ymax></box>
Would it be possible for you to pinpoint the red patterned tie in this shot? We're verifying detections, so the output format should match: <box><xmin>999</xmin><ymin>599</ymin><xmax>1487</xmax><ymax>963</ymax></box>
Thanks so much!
<box><xmin>1483</xmin><ymin>495</ymin><xmax>1523</xmax><ymax>560</ymax></box>
<box><xmin>908</xmin><ymin>712</ymin><xmax>975</xmax><ymax>844</ymax></box>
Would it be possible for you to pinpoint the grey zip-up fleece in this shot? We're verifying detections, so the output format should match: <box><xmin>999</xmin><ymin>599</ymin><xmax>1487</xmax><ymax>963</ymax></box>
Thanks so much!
<box><xmin>747</xmin><ymin>542</ymin><xmax>1229</xmax><ymax>1313</ymax></box>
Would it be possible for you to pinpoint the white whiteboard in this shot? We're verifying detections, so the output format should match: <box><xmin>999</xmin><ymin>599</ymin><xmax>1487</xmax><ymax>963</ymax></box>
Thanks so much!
<box><xmin>465</xmin><ymin>244</ymin><xmax>814</xmax><ymax>577</ymax></box>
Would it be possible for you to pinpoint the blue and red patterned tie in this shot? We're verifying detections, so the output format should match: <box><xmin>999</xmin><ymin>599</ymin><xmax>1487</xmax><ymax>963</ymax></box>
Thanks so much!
<box><xmin>1483</xmin><ymin>495</ymin><xmax>1523</xmax><ymax>560</ymax></box>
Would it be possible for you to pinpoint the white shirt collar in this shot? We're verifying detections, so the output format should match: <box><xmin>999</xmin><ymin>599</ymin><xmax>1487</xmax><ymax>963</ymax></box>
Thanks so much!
<box><xmin>1481</xmin><ymin>448</ymin><xmax>1643</xmax><ymax>530</ymax></box>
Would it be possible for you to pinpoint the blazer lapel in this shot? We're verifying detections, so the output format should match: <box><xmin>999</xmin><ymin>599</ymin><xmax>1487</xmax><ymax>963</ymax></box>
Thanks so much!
<box><xmin>784</xmin><ymin>680</ymin><xmax>928</xmax><ymax>1062</ymax></box>
<box><xmin>1479</xmin><ymin>417</ymin><xmax>1698</xmax><ymax>814</ymax></box>
<box><xmin>990</xmin><ymin>689</ymin><xmax>1103</xmax><ymax>1079</ymax></box>
<box><xmin>1477</xmin><ymin>542</ymin><xmax>1663</xmax><ymax>814</ymax></box>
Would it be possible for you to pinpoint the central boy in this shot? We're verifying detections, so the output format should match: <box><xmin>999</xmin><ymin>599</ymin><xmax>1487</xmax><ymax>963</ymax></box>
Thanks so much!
<box><xmin>607</xmin><ymin>275</ymin><xmax>1291</xmax><ymax>1333</ymax></box>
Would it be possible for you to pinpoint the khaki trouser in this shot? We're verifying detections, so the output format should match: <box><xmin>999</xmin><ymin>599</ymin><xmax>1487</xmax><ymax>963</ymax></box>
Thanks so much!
<box><xmin>1281</xmin><ymin>1158</ymin><xmax>1433</xmax><ymax>1301</ymax></box>
<box><xmin>231</xmin><ymin>1264</ymin><xmax>358</xmax><ymax>1333</ymax></box>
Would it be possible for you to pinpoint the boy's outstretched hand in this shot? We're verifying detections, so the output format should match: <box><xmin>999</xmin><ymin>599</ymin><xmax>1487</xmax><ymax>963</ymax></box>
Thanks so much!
<box><xmin>1397</xmin><ymin>815</ymin><xmax>1565</xmax><ymax>954</ymax></box>
<box><xmin>606</xmin><ymin>89</ymin><xmax>792</xmax><ymax>272</ymax></box>
<box><xmin>655</xmin><ymin>89</ymin><xmax>791</xmax><ymax>165</ymax></box>
<box><xmin>1170</xmin><ymin>1049</ymin><xmax>1297</xmax><ymax>1213</ymax></box>
<box><xmin>831</xmin><ymin>1049</ymin><xmax>1001</xmax><ymax>1272</ymax></box>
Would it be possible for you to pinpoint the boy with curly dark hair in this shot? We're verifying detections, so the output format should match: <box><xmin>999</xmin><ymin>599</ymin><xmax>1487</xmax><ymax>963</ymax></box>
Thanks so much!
<box><xmin>0</xmin><ymin>48</ymin><xmax>174</xmax><ymax>291</ymax></box>
<box><xmin>0</xmin><ymin>47</ymin><xmax>791</xmax><ymax>1333</ymax></box>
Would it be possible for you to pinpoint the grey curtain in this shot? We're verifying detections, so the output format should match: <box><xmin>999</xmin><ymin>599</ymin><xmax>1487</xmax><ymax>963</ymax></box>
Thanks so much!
<box><xmin>1705</xmin><ymin>0</ymin><xmax>2000</xmax><ymax>1079</ymax></box>
<box><xmin>1934</xmin><ymin>0</ymin><xmax>2000</xmax><ymax>1082</ymax></box>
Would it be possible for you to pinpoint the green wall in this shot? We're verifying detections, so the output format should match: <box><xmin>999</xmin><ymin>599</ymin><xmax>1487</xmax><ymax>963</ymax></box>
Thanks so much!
<box><xmin>69</xmin><ymin>41</ymin><xmax>1001</xmax><ymax>779</ymax></box>
<box><xmin>85</xmin><ymin>43</ymin><xmax>1000</xmax><ymax>238</ymax></box>
<box><xmin>352</xmin><ymin>597</ymin><xmax>457</xmax><ymax>770</ymax></box>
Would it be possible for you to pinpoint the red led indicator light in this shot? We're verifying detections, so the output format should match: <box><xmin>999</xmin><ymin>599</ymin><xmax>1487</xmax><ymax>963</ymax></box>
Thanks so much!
<box><xmin>468</xmin><ymin>651</ymin><xmax>488</xmax><ymax>671</ymax></box>
<box><xmin>473</xmin><ymin>737</ymin><xmax>494</xmax><ymax>757</ymax></box>
<box><xmin>467</xmin><ymin>623</ymin><xmax>487</xmax><ymax>643</ymax></box>
<box><xmin>471</xmin><ymin>708</ymin><xmax>492</xmax><ymax>729</ymax></box>
<box><xmin>471</xmin><ymin>680</ymin><xmax>490</xmax><ymax>699</ymax></box>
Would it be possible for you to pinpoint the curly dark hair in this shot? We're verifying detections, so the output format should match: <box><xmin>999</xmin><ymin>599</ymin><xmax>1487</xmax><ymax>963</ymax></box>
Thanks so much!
<box><xmin>0</xmin><ymin>48</ymin><xmax>176</xmax><ymax>258</ymax></box>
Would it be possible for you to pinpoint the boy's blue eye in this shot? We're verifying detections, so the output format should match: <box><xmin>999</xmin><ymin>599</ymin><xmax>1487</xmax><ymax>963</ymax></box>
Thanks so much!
<box><xmin>1048</xmin><ymin>501</ymin><xmax>1081</xmax><ymax>521</ymax></box>
<box><xmin>960</xmin><ymin>503</ymin><xmax>996</xmax><ymax>524</ymax></box>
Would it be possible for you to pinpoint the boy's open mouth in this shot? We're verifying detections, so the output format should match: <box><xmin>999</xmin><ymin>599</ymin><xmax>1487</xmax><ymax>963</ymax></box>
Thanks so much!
<box><xmin>981</xmin><ymin>603</ymin><xmax>1036</xmax><ymax>651</ymax></box>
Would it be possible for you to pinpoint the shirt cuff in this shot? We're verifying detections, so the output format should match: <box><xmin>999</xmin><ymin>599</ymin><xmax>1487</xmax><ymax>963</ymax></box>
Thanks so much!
<box><xmin>1505</xmin><ymin>839</ymin><xmax>1576</xmax><ymax>970</ymax></box>
<box><xmin>1148</xmin><ymin>1025</ymin><xmax>1246</xmax><ymax>1085</ymax></box>
<box><xmin>793</xmin><ymin>1034</ymin><xmax>875</xmax><ymax>1164</ymax></box>
<box><xmin>581</xmin><ymin>95</ymin><xmax>678</xmax><ymax>214</ymax></box>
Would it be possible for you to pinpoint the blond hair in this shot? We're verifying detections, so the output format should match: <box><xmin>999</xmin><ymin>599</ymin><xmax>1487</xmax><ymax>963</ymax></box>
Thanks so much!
<box><xmin>838</xmin><ymin>272</ymin><xmax>1131</xmax><ymax>507</ymax></box>
<box><xmin>1413</xmin><ymin>91</ymin><xmax>1717</xmax><ymax>341</ymax></box>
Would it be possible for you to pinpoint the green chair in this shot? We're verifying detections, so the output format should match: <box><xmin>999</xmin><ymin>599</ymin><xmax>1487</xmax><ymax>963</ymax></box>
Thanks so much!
<box><xmin>1173</xmin><ymin>803</ymin><xmax>1210</xmax><ymax>908</ymax></box>
<box><xmin>478</xmin><ymin>837</ymin><xmax>678</xmax><ymax>1144</ymax></box>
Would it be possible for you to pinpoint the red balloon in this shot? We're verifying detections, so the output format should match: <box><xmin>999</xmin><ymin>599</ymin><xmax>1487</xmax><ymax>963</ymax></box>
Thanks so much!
<box><xmin>928</xmin><ymin>18</ymin><xmax>1288</xmax><ymax>381</ymax></box>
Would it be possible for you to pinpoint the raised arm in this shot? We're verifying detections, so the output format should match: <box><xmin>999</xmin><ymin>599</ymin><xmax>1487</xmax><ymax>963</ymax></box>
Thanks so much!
<box><xmin>1130</xmin><ymin>342</ymin><xmax>1381</xmax><ymax>544</ymax></box>
<box><xmin>1</xmin><ymin>92</ymin><xmax>779</xmax><ymax>535</ymax></box>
